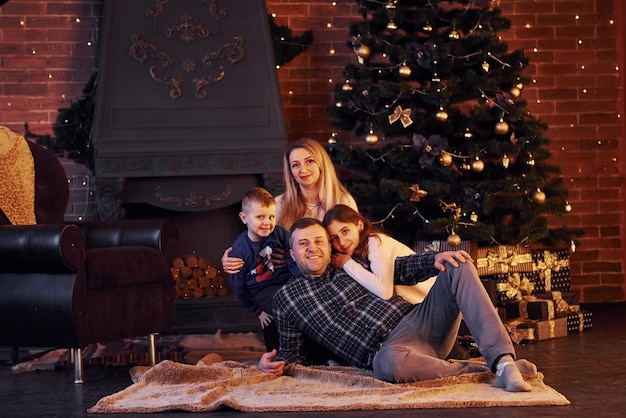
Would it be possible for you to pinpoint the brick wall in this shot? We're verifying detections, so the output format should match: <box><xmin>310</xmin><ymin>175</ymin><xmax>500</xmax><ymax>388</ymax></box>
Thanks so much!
<box><xmin>0</xmin><ymin>0</ymin><xmax>623</xmax><ymax>302</ymax></box>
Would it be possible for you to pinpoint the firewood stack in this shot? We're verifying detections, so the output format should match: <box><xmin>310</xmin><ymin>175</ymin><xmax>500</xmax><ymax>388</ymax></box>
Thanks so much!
<box><xmin>171</xmin><ymin>253</ymin><xmax>230</xmax><ymax>298</ymax></box>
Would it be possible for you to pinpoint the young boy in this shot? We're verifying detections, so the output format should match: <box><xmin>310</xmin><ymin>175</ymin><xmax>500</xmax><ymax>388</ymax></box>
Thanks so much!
<box><xmin>228</xmin><ymin>187</ymin><xmax>298</xmax><ymax>351</ymax></box>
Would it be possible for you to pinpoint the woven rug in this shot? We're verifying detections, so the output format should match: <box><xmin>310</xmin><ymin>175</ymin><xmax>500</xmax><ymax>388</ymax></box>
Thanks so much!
<box><xmin>11</xmin><ymin>330</ymin><xmax>265</xmax><ymax>374</ymax></box>
<box><xmin>88</xmin><ymin>353</ymin><xmax>570</xmax><ymax>413</ymax></box>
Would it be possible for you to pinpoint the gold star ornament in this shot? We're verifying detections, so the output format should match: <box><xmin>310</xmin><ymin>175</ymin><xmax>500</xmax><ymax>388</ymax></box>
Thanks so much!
<box><xmin>409</xmin><ymin>184</ymin><xmax>428</xmax><ymax>202</ymax></box>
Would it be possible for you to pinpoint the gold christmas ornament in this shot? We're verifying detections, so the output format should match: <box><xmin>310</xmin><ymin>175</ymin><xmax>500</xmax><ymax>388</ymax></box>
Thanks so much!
<box><xmin>385</xmin><ymin>1</ymin><xmax>396</xmax><ymax>9</ymax></box>
<box><xmin>482</xmin><ymin>61</ymin><xmax>490</xmax><ymax>72</ymax></box>
<box><xmin>470</xmin><ymin>212</ymin><xmax>478</xmax><ymax>223</ymax></box>
<box><xmin>356</xmin><ymin>45</ymin><xmax>370</xmax><ymax>59</ymax></box>
<box><xmin>447</xmin><ymin>232</ymin><xmax>462</xmax><ymax>247</ymax></box>
<box><xmin>398</xmin><ymin>64</ymin><xmax>411</xmax><ymax>78</ymax></box>
<box><xmin>510</xmin><ymin>86</ymin><xmax>521</xmax><ymax>97</ymax></box>
<box><xmin>335</xmin><ymin>101</ymin><xmax>343</xmax><ymax>107</ymax></box>
<box><xmin>532</xmin><ymin>189</ymin><xmax>546</xmax><ymax>204</ymax></box>
<box><xmin>565</xmin><ymin>201</ymin><xmax>572</xmax><ymax>212</ymax></box>
<box><xmin>328</xmin><ymin>132</ymin><xmax>338</xmax><ymax>145</ymax></box>
<box><xmin>435</xmin><ymin>107</ymin><xmax>448</xmax><ymax>122</ymax></box>
<box><xmin>471</xmin><ymin>157</ymin><xmax>485</xmax><ymax>173</ymax></box>
<box><xmin>464</xmin><ymin>128</ymin><xmax>473</xmax><ymax>139</ymax></box>
<box><xmin>365</xmin><ymin>128</ymin><xmax>378</xmax><ymax>144</ymax></box>
<box><xmin>387</xmin><ymin>20</ymin><xmax>397</xmax><ymax>31</ymax></box>
<box><xmin>449</xmin><ymin>29</ymin><xmax>460</xmax><ymax>40</ymax></box>
<box><xmin>495</xmin><ymin>118</ymin><xmax>509</xmax><ymax>135</ymax></box>
<box><xmin>423</xmin><ymin>22</ymin><xmax>433</xmax><ymax>32</ymax></box>
<box><xmin>342</xmin><ymin>81</ymin><xmax>353</xmax><ymax>91</ymax></box>
<box><xmin>439</xmin><ymin>151</ymin><xmax>453</xmax><ymax>166</ymax></box>
<box><xmin>490</xmin><ymin>0</ymin><xmax>501</xmax><ymax>9</ymax></box>
<box><xmin>409</xmin><ymin>184</ymin><xmax>428</xmax><ymax>202</ymax></box>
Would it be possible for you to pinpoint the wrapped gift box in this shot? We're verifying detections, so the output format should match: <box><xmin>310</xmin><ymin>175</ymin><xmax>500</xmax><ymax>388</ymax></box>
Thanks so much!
<box><xmin>532</xmin><ymin>248</ymin><xmax>571</xmax><ymax>292</ymax></box>
<box><xmin>533</xmin><ymin>291</ymin><xmax>580</xmax><ymax>315</ymax></box>
<box><xmin>476</xmin><ymin>245</ymin><xmax>533</xmax><ymax>276</ymax></box>
<box><xmin>565</xmin><ymin>310</ymin><xmax>593</xmax><ymax>334</ymax></box>
<box><xmin>505</xmin><ymin>298</ymin><xmax>555</xmax><ymax>320</ymax></box>
<box><xmin>414</xmin><ymin>240</ymin><xmax>478</xmax><ymax>260</ymax></box>
<box><xmin>529</xmin><ymin>317</ymin><xmax>568</xmax><ymax>342</ymax></box>
<box><xmin>506</xmin><ymin>317</ymin><xmax>568</xmax><ymax>344</ymax></box>
<box><xmin>504</xmin><ymin>320</ymin><xmax>534</xmax><ymax>344</ymax></box>
<box><xmin>483</xmin><ymin>271</ymin><xmax>538</xmax><ymax>307</ymax></box>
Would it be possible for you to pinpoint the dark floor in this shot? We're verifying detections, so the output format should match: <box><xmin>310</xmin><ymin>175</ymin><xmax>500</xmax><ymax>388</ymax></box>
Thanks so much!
<box><xmin>1</xmin><ymin>302</ymin><xmax>625</xmax><ymax>418</ymax></box>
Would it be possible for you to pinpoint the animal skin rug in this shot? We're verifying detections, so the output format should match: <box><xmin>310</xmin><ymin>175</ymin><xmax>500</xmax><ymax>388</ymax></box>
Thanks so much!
<box><xmin>88</xmin><ymin>353</ymin><xmax>570</xmax><ymax>413</ymax></box>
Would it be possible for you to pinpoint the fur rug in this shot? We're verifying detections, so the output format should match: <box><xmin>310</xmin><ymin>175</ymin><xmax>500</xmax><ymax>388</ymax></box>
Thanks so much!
<box><xmin>12</xmin><ymin>330</ymin><xmax>265</xmax><ymax>374</ymax></box>
<box><xmin>88</xmin><ymin>354</ymin><xmax>570</xmax><ymax>413</ymax></box>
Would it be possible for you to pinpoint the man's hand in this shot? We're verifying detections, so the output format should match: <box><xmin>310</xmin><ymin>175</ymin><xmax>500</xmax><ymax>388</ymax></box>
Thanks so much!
<box><xmin>257</xmin><ymin>349</ymin><xmax>285</xmax><ymax>376</ymax></box>
<box><xmin>270</xmin><ymin>247</ymin><xmax>287</xmax><ymax>270</ymax></box>
<box><xmin>258</xmin><ymin>311</ymin><xmax>273</xmax><ymax>329</ymax></box>
<box><xmin>434</xmin><ymin>250</ymin><xmax>473</xmax><ymax>272</ymax></box>
<box><xmin>221</xmin><ymin>247</ymin><xmax>244</xmax><ymax>274</ymax></box>
<box><xmin>331</xmin><ymin>253</ymin><xmax>352</xmax><ymax>269</ymax></box>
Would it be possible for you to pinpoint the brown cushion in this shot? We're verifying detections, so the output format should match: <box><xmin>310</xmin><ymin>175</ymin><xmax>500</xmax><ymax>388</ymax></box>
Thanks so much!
<box><xmin>85</xmin><ymin>246</ymin><xmax>171</xmax><ymax>289</ymax></box>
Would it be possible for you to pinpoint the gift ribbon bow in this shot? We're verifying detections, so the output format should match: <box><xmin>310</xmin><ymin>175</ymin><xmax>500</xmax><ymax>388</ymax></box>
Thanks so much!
<box><xmin>388</xmin><ymin>105</ymin><xmax>413</xmax><ymax>128</ymax></box>
<box><xmin>497</xmin><ymin>273</ymin><xmax>535</xmax><ymax>300</ymax></box>
<box><xmin>533</xmin><ymin>250</ymin><xmax>569</xmax><ymax>273</ymax></box>
<box><xmin>505</xmin><ymin>320</ymin><xmax>534</xmax><ymax>344</ymax></box>
<box><xmin>477</xmin><ymin>246</ymin><xmax>532</xmax><ymax>274</ymax></box>
<box><xmin>541</xmin><ymin>291</ymin><xmax>579</xmax><ymax>314</ymax></box>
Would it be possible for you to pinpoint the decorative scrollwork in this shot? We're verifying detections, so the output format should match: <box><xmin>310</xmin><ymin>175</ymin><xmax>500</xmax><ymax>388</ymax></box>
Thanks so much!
<box><xmin>166</xmin><ymin>11</ymin><xmax>210</xmax><ymax>44</ymax></box>
<box><xmin>147</xmin><ymin>0</ymin><xmax>226</xmax><ymax>21</ymax></box>
<box><xmin>203</xmin><ymin>37</ymin><xmax>246</xmax><ymax>67</ymax></box>
<box><xmin>130</xmin><ymin>34</ymin><xmax>184</xmax><ymax>99</ymax></box>
<box><xmin>146</xmin><ymin>0</ymin><xmax>170</xmax><ymax>18</ymax></box>
<box><xmin>149</xmin><ymin>66</ymin><xmax>184</xmax><ymax>99</ymax></box>
<box><xmin>192</xmin><ymin>37</ymin><xmax>245</xmax><ymax>98</ymax></box>
<box><xmin>131</xmin><ymin>3</ymin><xmax>242</xmax><ymax>99</ymax></box>
<box><xmin>129</xmin><ymin>34</ymin><xmax>173</xmax><ymax>66</ymax></box>
<box><xmin>202</xmin><ymin>0</ymin><xmax>226</xmax><ymax>20</ymax></box>
<box><xmin>155</xmin><ymin>184</ymin><xmax>233</xmax><ymax>208</ymax></box>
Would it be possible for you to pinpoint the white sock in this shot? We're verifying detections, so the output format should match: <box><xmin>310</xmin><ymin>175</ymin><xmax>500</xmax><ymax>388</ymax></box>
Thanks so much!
<box><xmin>493</xmin><ymin>356</ymin><xmax>533</xmax><ymax>392</ymax></box>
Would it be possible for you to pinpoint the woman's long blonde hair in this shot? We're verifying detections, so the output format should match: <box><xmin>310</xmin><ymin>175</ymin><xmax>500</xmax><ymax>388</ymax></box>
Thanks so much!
<box><xmin>278</xmin><ymin>138</ymin><xmax>352</xmax><ymax>229</ymax></box>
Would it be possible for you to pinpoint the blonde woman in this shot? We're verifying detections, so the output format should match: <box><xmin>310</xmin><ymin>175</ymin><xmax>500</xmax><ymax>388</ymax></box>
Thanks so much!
<box><xmin>222</xmin><ymin>138</ymin><xmax>358</xmax><ymax>274</ymax></box>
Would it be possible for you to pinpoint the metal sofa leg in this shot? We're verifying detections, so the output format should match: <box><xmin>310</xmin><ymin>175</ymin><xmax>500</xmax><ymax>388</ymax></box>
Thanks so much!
<box><xmin>148</xmin><ymin>333</ymin><xmax>156</xmax><ymax>366</ymax></box>
<box><xmin>72</xmin><ymin>347</ymin><xmax>84</xmax><ymax>384</ymax></box>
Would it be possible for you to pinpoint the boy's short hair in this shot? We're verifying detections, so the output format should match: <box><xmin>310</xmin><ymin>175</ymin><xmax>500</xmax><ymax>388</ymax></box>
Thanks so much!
<box><xmin>241</xmin><ymin>187</ymin><xmax>275</xmax><ymax>213</ymax></box>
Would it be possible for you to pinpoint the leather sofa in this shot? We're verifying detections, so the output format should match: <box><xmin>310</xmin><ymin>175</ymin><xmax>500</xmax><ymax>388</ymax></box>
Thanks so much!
<box><xmin>0</xmin><ymin>138</ymin><xmax>180</xmax><ymax>382</ymax></box>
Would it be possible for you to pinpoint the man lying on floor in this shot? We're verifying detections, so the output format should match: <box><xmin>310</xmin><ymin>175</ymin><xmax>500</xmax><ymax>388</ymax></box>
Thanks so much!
<box><xmin>257</xmin><ymin>218</ymin><xmax>536</xmax><ymax>392</ymax></box>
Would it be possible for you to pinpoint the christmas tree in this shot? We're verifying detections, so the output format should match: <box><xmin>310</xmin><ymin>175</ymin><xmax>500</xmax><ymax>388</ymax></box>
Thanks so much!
<box><xmin>326</xmin><ymin>0</ymin><xmax>583</xmax><ymax>249</ymax></box>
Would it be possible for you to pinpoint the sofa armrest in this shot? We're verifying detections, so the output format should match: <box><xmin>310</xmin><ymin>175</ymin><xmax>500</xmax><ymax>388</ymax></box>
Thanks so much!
<box><xmin>0</xmin><ymin>224</ymin><xmax>84</xmax><ymax>273</ymax></box>
<box><xmin>76</xmin><ymin>219</ymin><xmax>180</xmax><ymax>262</ymax></box>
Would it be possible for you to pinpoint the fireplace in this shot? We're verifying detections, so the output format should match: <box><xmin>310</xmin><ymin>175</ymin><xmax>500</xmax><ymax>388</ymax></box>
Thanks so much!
<box><xmin>92</xmin><ymin>0</ymin><xmax>286</xmax><ymax>265</ymax></box>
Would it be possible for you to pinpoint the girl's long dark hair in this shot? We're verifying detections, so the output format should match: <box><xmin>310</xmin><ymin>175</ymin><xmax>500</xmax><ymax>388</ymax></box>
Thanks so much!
<box><xmin>322</xmin><ymin>204</ymin><xmax>381</xmax><ymax>262</ymax></box>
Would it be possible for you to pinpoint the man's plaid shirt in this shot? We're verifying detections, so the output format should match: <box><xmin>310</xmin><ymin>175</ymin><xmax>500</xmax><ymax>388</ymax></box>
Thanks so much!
<box><xmin>273</xmin><ymin>252</ymin><xmax>438</xmax><ymax>369</ymax></box>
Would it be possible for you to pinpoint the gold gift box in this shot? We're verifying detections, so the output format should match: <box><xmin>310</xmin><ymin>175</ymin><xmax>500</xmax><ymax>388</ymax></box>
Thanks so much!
<box><xmin>476</xmin><ymin>245</ymin><xmax>533</xmax><ymax>276</ymax></box>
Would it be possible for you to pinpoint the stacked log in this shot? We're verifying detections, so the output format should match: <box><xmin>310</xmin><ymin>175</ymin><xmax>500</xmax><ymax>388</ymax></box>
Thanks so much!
<box><xmin>171</xmin><ymin>253</ymin><xmax>230</xmax><ymax>298</ymax></box>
